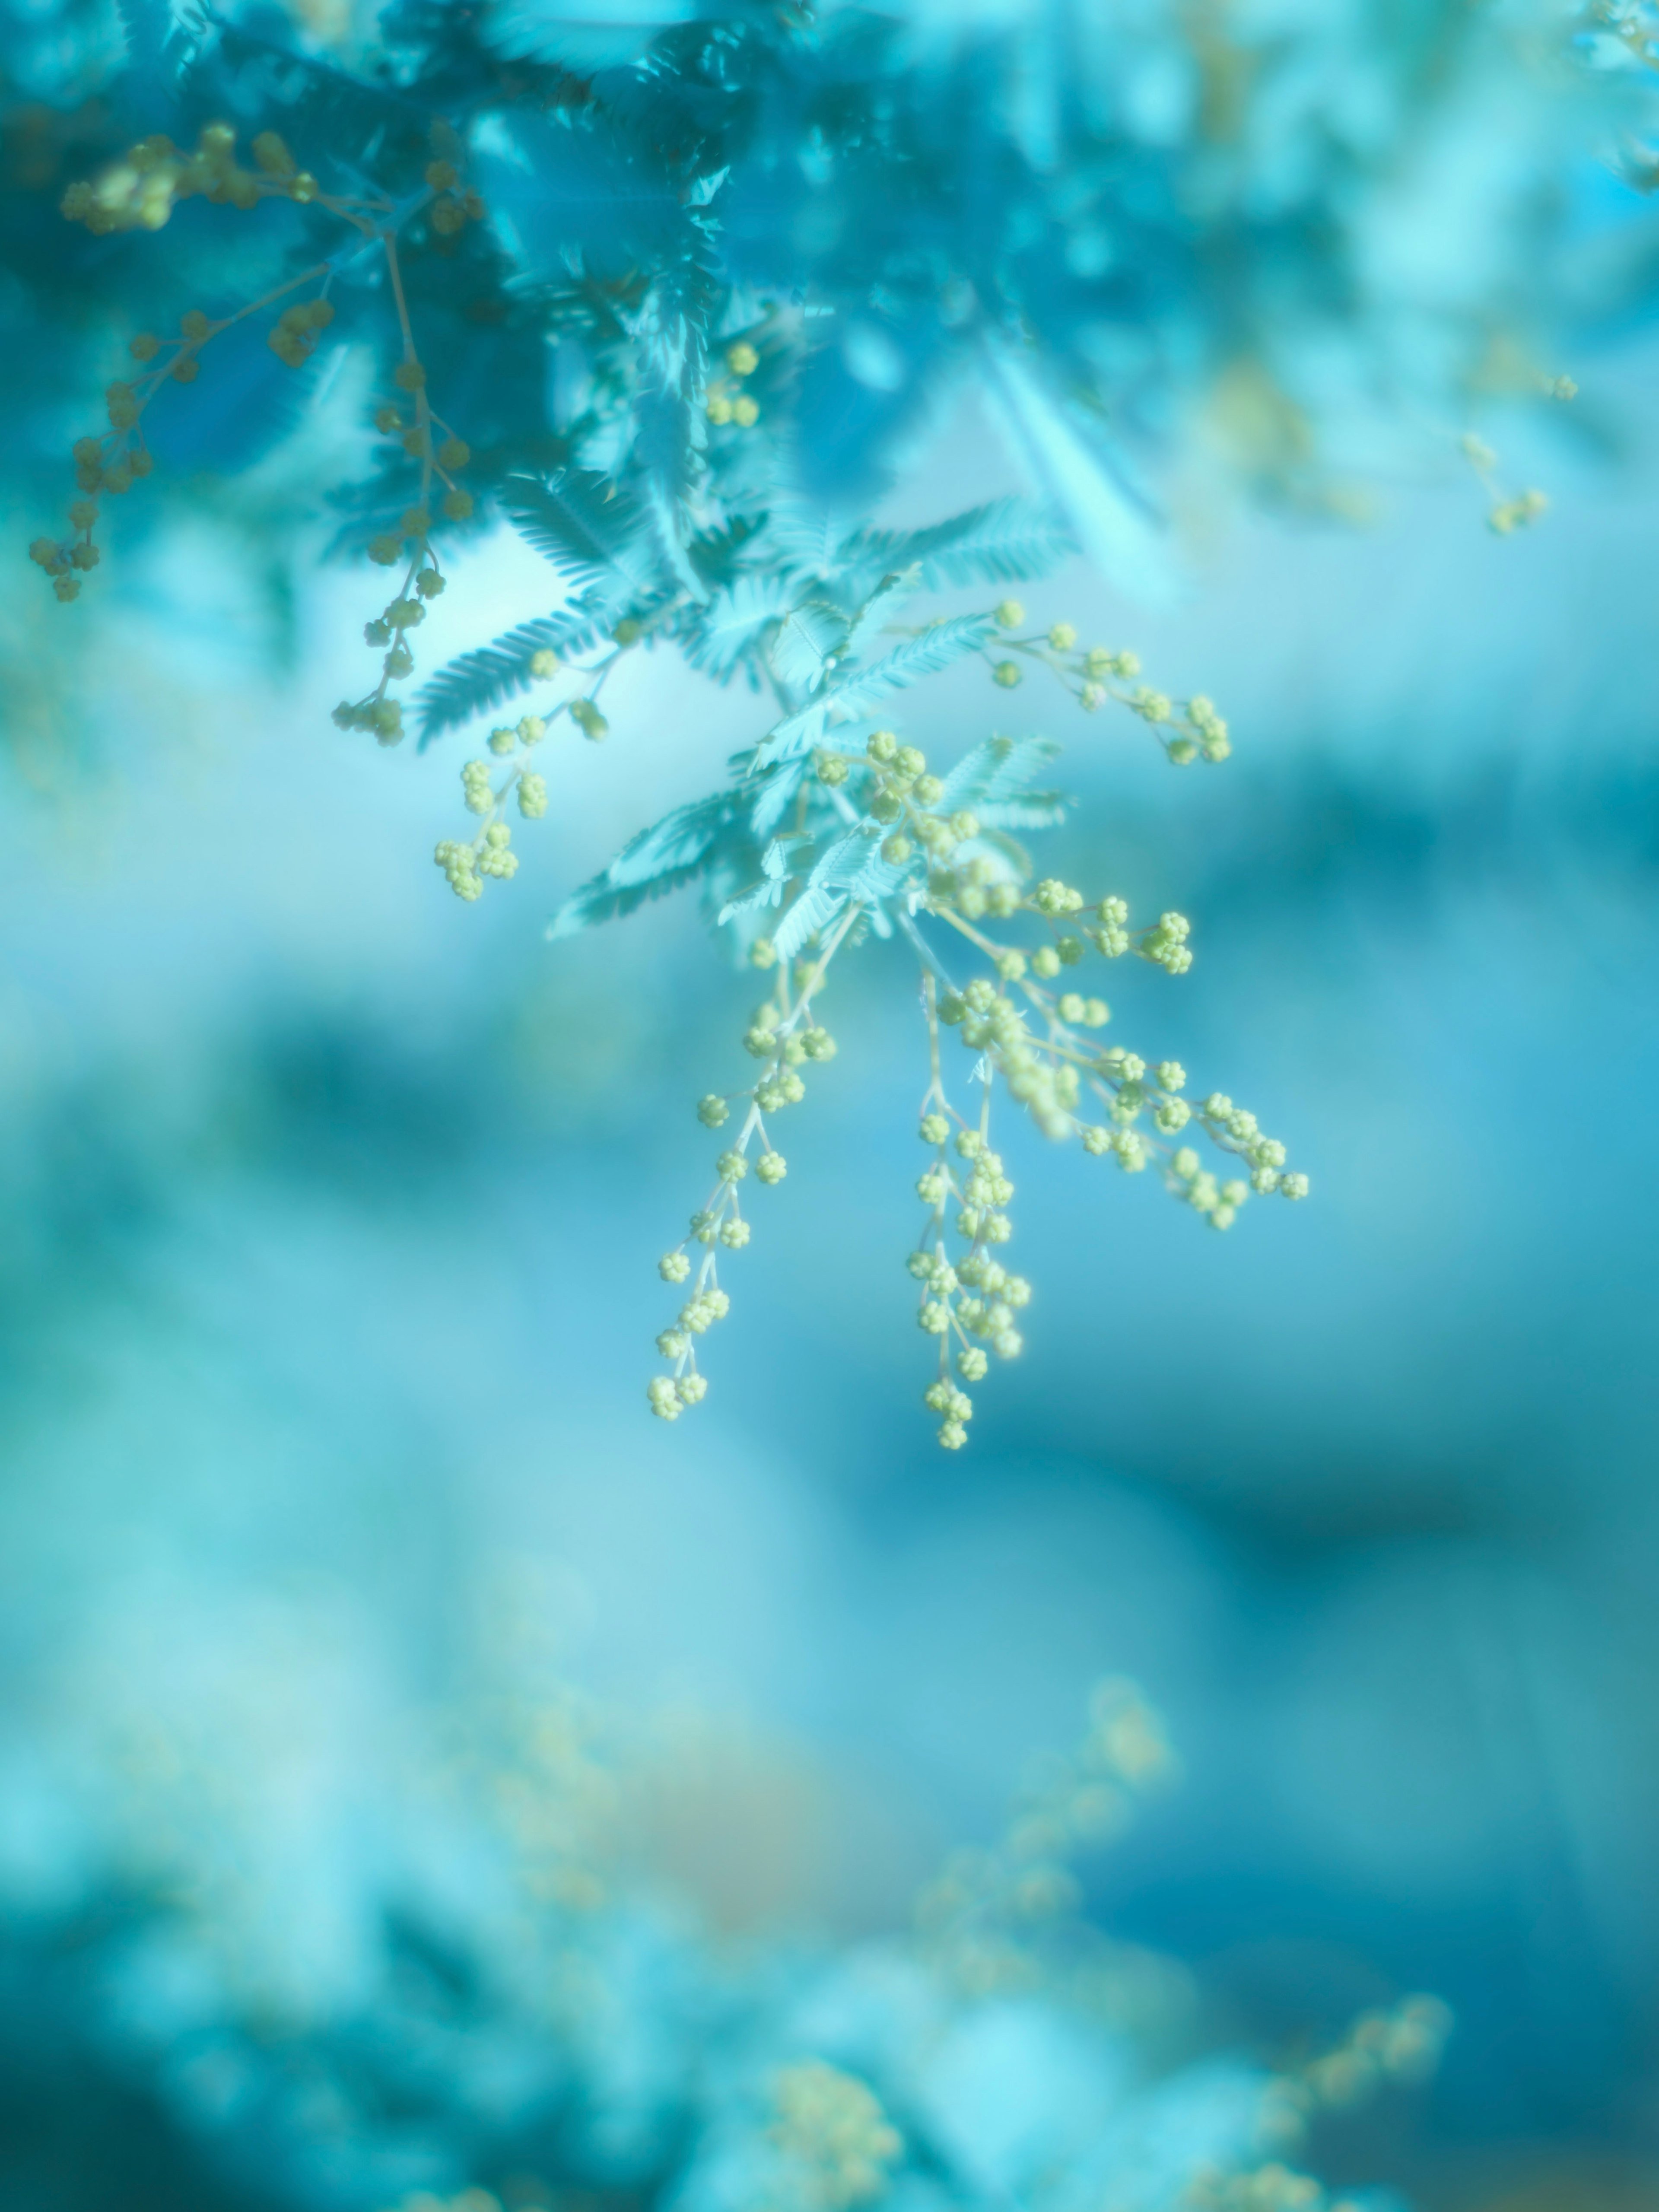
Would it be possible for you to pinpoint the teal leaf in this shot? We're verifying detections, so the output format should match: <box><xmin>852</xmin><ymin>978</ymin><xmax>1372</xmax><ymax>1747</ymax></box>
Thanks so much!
<box><xmin>768</xmin><ymin>600</ymin><xmax>849</xmax><ymax>692</ymax></box>
<box><xmin>839</xmin><ymin>499</ymin><xmax>1073</xmax><ymax>590</ymax></box>
<box><xmin>937</xmin><ymin>732</ymin><xmax>1064</xmax><ymax>810</ymax></box>
<box><xmin>547</xmin><ymin>793</ymin><xmax>738</xmax><ymax>938</ymax></box>
<box><xmin>758</xmin><ymin>613</ymin><xmax>995</xmax><ymax>760</ymax></box>
<box><xmin>416</xmin><ymin>591</ymin><xmax>615</xmax><ymax>747</ymax></box>
<box><xmin>745</xmin><ymin>757</ymin><xmax>813</xmax><ymax>839</ymax></box>
<box><xmin>817</xmin><ymin>613</ymin><xmax>995</xmax><ymax>721</ymax></box>
<box><xmin>841</xmin><ymin>565</ymin><xmax>921</xmax><ymax>667</ymax></box>
<box><xmin>503</xmin><ymin>470</ymin><xmax>648</xmax><ymax>588</ymax></box>
<box><xmin>982</xmin><ymin>345</ymin><xmax>1177</xmax><ymax>606</ymax></box>
<box><xmin>771</xmin><ymin>882</ymin><xmax>850</xmax><ymax>964</ymax></box>
<box><xmin>973</xmin><ymin>794</ymin><xmax>1071</xmax><ymax>830</ymax></box>
<box><xmin>682</xmin><ymin>572</ymin><xmax>795</xmax><ymax>683</ymax></box>
<box><xmin>763</xmin><ymin>502</ymin><xmax>858</xmax><ymax>580</ymax></box>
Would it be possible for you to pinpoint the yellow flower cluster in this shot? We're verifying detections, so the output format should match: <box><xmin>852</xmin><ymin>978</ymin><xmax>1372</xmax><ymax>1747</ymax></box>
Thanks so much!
<box><xmin>1256</xmin><ymin>1993</ymin><xmax>1456</xmax><ymax>2149</ymax></box>
<box><xmin>847</xmin><ymin>793</ymin><xmax>1301</xmax><ymax>1438</ymax></box>
<box><xmin>1488</xmin><ymin>486</ymin><xmax>1548</xmax><ymax>534</ymax></box>
<box><xmin>432</xmin><ymin>715</ymin><xmax>550</xmax><ymax>897</ymax></box>
<box><xmin>58</xmin><ymin>122</ymin><xmax>319</xmax><ymax>234</ymax></box>
<box><xmin>705</xmin><ymin>334</ymin><xmax>763</xmax><ymax>428</ymax></box>
<box><xmin>914</xmin><ymin>1677</ymin><xmax>1178</xmax><ymax>1995</ymax></box>
<box><xmin>924</xmin><ymin>873</ymin><xmax>1305</xmax><ymax>1203</ymax></box>
<box><xmin>1192</xmin><ymin>1995</ymin><xmax>1454</xmax><ymax>2212</ymax></box>
<box><xmin>749</xmin><ymin>689</ymin><xmax>1302</xmax><ymax>1449</ymax></box>
<box><xmin>429</xmin><ymin>623</ymin><xmax>651</xmax><ymax>897</ymax></box>
<box><xmin>1457</xmin><ymin>425</ymin><xmax>1553</xmax><ymax>537</ymax></box>
<box><xmin>770</xmin><ymin>2061</ymin><xmax>903</xmax><ymax>2209</ymax></box>
<box><xmin>267</xmin><ymin>295</ymin><xmax>337</xmax><ymax>369</ymax></box>
<box><xmin>335</xmin><ymin>315</ymin><xmax>480</xmax><ymax>734</ymax></box>
<box><xmin>981</xmin><ymin>604</ymin><xmax>1231</xmax><ymax>763</ymax></box>
<box><xmin>335</xmin><ymin>423</ymin><xmax>482</xmax><ymax>734</ymax></box>
<box><xmin>28</xmin><ymin>290</ymin><xmax>317</xmax><ymax>600</ymax></box>
<box><xmin>420</xmin><ymin>156</ymin><xmax>488</xmax><ymax>238</ymax></box>
<box><xmin>43</xmin><ymin>119</ymin><xmax>484</xmax><ymax>725</ymax></box>
<box><xmin>909</xmin><ymin>1103</ymin><xmax>1031</xmax><ymax>1448</ymax></box>
<box><xmin>648</xmin><ymin>937</ymin><xmax>845</xmax><ymax>1418</ymax></box>
<box><xmin>1188</xmin><ymin>2162</ymin><xmax>1351</xmax><ymax>2212</ymax></box>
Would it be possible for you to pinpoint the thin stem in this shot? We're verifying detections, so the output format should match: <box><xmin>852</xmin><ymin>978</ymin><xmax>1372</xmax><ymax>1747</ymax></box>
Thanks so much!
<box><xmin>896</xmin><ymin>906</ymin><xmax>957</xmax><ymax>992</ymax></box>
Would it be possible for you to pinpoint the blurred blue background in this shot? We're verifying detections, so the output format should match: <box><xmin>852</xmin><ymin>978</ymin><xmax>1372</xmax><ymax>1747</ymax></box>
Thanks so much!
<box><xmin>5</xmin><ymin>6</ymin><xmax>1659</xmax><ymax>2212</ymax></box>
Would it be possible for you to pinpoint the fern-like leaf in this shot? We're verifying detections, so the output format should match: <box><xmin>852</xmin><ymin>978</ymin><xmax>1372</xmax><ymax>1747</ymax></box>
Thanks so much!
<box><xmin>838</xmin><ymin>499</ymin><xmax>1073</xmax><ymax>590</ymax></box>
<box><xmin>769</xmin><ymin>600</ymin><xmax>848</xmax><ymax>691</ymax></box>
<box><xmin>841</xmin><ymin>566</ymin><xmax>921</xmax><ymax>666</ymax></box>
<box><xmin>937</xmin><ymin>733</ymin><xmax>1064</xmax><ymax>810</ymax></box>
<box><xmin>681</xmin><ymin>572</ymin><xmax>795</xmax><ymax>683</ymax></box>
<box><xmin>547</xmin><ymin>794</ymin><xmax>741</xmax><ymax>938</ymax></box>
<box><xmin>503</xmin><ymin>469</ymin><xmax>648</xmax><ymax>585</ymax></box>
<box><xmin>415</xmin><ymin>591</ymin><xmax>613</xmax><ymax>747</ymax></box>
<box><xmin>760</xmin><ymin>613</ymin><xmax>995</xmax><ymax>756</ymax></box>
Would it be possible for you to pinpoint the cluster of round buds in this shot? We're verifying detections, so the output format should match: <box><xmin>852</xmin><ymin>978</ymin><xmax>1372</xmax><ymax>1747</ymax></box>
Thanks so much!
<box><xmin>990</xmin><ymin>1676</ymin><xmax>1175</xmax><ymax>1890</ymax></box>
<box><xmin>1456</xmin><ymin>426</ymin><xmax>1551</xmax><ymax>537</ymax></box>
<box><xmin>922</xmin><ymin>1376</ymin><xmax>976</xmax><ymax>1449</ymax></box>
<box><xmin>931</xmin><ymin>857</ymin><xmax>1022</xmax><ymax>923</ymax></box>
<box><xmin>360</xmin><ymin>560</ymin><xmax>445</xmax><ymax>677</ymax></box>
<box><xmin>435</xmin><ymin>839</ymin><xmax>481</xmax><ymax>900</ymax></box>
<box><xmin>1086</xmin><ymin>895</ymin><xmax>1131</xmax><ymax>958</ymax></box>
<box><xmin>816</xmin><ymin>730</ymin><xmax>998</xmax><ymax>881</ymax></box>
<box><xmin>1076</xmin><ymin>898</ymin><xmax>1164</xmax><ymax>969</ymax></box>
<box><xmin>915</xmin><ymin>1678</ymin><xmax>1175</xmax><ymax>1977</ymax></box>
<box><xmin>422</xmin><ymin>157</ymin><xmax>488</xmax><ymax>239</ymax></box>
<box><xmin>769</xmin><ymin>2060</ymin><xmax>903</xmax><ymax>2209</ymax></box>
<box><xmin>1293</xmin><ymin>1996</ymin><xmax>1455</xmax><ymax>2118</ymax></box>
<box><xmin>369</xmin><ymin>409</ymin><xmax>474</xmax><ymax>529</ymax></box>
<box><xmin>1489</xmin><ymin>487</ymin><xmax>1548</xmax><ymax>534</ymax></box>
<box><xmin>908</xmin><ymin>1109</ymin><xmax>1035</xmax><ymax>1445</ymax></box>
<box><xmin>761</xmin><ymin>1026</ymin><xmax>836</xmax><ymax>1106</ymax></box>
<box><xmin>334</xmin><ymin>695</ymin><xmax>404</xmax><ymax>743</ymax></box>
<box><xmin>431</xmin><ymin>716</ymin><xmax>550</xmax><ymax>899</ymax></box>
<box><xmin>1165</xmin><ymin>1149</ymin><xmax>1248</xmax><ymax>1229</ymax></box>
<box><xmin>937</xmin><ymin>979</ymin><xmax>1083</xmax><ymax>1141</ymax></box>
<box><xmin>1137</xmin><ymin>910</ymin><xmax>1192</xmax><ymax>975</ymax></box>
<box><xmin>917</xmin><ymin>864</ymin><xmax>1303</xmax><ymax>1301</ymax></box>
<box><xmin>1185</xmin><ymin>695</ymin><xmax>1230</xmax><ymax>760</ymax></box>
<box><xmin>648</xmin><ymin>1192</ymin><xmax>753</xmax><ymax>1417</ymax></box>
<box><xmin>375</xmin><ymin>404</ymin><xmax>473</xmax><ymax>480</ymax></box>
<box><xmin>29</xmin><ymin>309</ymin><xmax>227</xmax><ymax>597</ymax></box>
<box><xmin>1252</xmin><ymin>1996</ymin><xmax>1453</xmax><ymax>2167</ymax></box>
<box><xmin>1127</xmin><ymin>683</ymin><xmax>1173</xmax><ymax>724</ymax></box>
<box><xmin>1186</xmin><ymin>2161</ymin><xmax>1337</xmax><ymax>2212</ymax></box>
<box><xmin>1029</xmin><ymin>877</ymin><xmax>1085</xmax><ymax>923</ymax></box>
<box><xmin>741</xmin><ymin>1003</ymin><xmax>839</xmax><ymax>1080</ymax></box>
<box><xmin>339</xmin><ymin>370</ymin><xmax>474</xmax><ymax>735</ymax></box>
<box><xmin>267</xmin><ymin>296</ymin><xmax>336</xmax><ymax>368</ymax></box>
<box><xmin>973</xmin><ymin>607</ymin><xmax>1231</xmax><ymax>765</ymax></box>
<box><xmin>28</xmin><ymin>532</ymin><xmax>93</xmax><ymax>601</ymax></box>
<box><xmin>650</xmin><ymin>985</ymin><xmax>841</xmax><ymax>1418</ymax></box>
<box><xmin>29</xmin><ymin>452</ymin><xmax>137</xmax><ymax>600</ymax></box>
<box><xmin>705</xmin><ymin>337</ymin><xmax>762</xmax><ymax>428</ymax></box>
<box><xmin>1189</xmin><ymin>1092</ymin><xmax>1308</xmax><ymax>1199</ymax></box>
<box><xmin>59</xmin><ymin>123</ymin><xmax>321</xmax><ymax>235</ymax></box>
<box><xmin>647</xmin><ymin>1374</ymin><xmax>702</xmax><ymax>1420</ymax></box>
